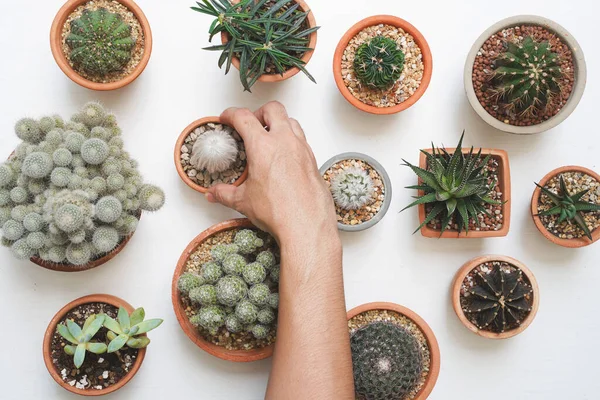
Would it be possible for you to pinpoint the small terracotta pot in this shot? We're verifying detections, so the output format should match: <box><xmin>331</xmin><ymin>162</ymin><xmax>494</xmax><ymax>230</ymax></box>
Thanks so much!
<box><xmin>451</xmin><ymin>255</ymin><xmax>540</xmax><ymax>339</ymax></box>
<box><xmin>333</xmin><ymin>15</ymin><xmax>433</xmax><ymax>115</ymax></box>
<box><xmin>220</xmin><ymin>0</ymin><xmax>318</xmax><ymax>84</ymax></box>
<box><xmin>174</xmin><ymin>117</ymin><xmax>249</xmax><ymax>195</ymax></box>
<box><xmin>531</xmin><ymin>166</ymin><xmax>600</xmax><ymax>248</ymax></box>
<box><xmin>347</xmin><ymin>302</ymin><xmax>440</xmax><ymax>399</ymax></box>
<box><xmin>43</xmin><ymin>294</ymin><xmax>147</xmax><ymax>396</ymax></box>
<box><xmin>172</xmin><ymin>218</ymin><xmax>274</xmax><ymax>362</ymax></box>
<box><xmin>417</xmin><ymin>148</ymin><xmax>511</xmax><ymax>238</ymax></box>
<box><xmin>50</xmin><ymin>0</ymin><xmax>153</xmax><ymax>91</ymax></box>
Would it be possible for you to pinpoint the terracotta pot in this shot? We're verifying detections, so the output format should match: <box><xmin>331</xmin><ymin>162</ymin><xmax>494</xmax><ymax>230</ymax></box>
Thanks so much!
<box><xmin>333</xmin><ymin>15</ymin><xmax>433</xmax><ymax>115</ymax></box>
<box><xmin>174</xmin><ymin>117</ymin><xmax>249</xmax><ymax>195</ymax></box>
<box><xmin>464</xmin><ymin>15</ymin><xmax>587</xmax><ymax>134</ymax></box>
<box><xmin>347</xmin><ymin>302</ymin><xmax>440</xmax><ymax>399</ymax></box>
<box><xmin>531</xmin><ymin>166</ymin><xmax>600</xmax><ymax>248</ymax></box>
<box><xmin>172</xmin><ymin>218</ymin><xmax>274</xmax><ymax>362</ymax></box>
<box><xmin>50</xmin><ymin>0</ymin><xmax>153</xmax><ymax>91</ymax></box>
<box><xmin>43</xmin><ymin>294</ymin><xmax>147</xmax><ymax>396</ymax></box>
<box><xmin>220</xmin><ymin>0</ymin><xmax>318</xmax><ymax>84</ymax></box>
<box><xmin>451</xmin><ymin>255</ymin><xmax>540</xmax><ymax>339</ymax></box>
<box><xmin>417</xmin><ymin>148</ymin><xmax>511</xmax><ymax>238</ymax></box>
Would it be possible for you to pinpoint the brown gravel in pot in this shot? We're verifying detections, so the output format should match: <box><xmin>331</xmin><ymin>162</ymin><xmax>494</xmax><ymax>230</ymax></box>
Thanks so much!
<box><xmin>61</xmin><ymin>0</ymin><xmax>145</xmax><ymax>84</ymax></box>
<box><xmin>425</xmin><ymin>156</ymin><xmax>503</xmax><ymax>232</ymax></box>
<box><xmin>348</xmin><ymin>310</ymin><xmax>431</xmax><ymax>400</ymax></box>
<box><xmin>50</xmin><ymin>302</ymin><xmax>139</xmax><ymax>391</ymax></box>
<box><xmin>323</xmin><ymin>159</ymin><xmax>385</xmax><ymax>226</ymax></box>
<box><xmin>537</xmin><ymin>171</ymin><xmax>600</xmax><ymax>239</ymax></box>
<box><xmin>472</xmin><ymin>25</ymin><xmax>575</xmax><ymax>127</ymax></box>
<box><xmin>180</xmin><ymin>229</ymin><xmax>279</xmax><ymax>351</ymax></box>
<box><xmin>341</xmin><ymin>24</ymin><xmax>424</xmax><ymax>108</ymax></box>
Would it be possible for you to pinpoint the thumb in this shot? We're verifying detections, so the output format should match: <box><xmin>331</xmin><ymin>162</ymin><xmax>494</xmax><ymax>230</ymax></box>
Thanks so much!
<box><xmin>206</xmin><ymin>184</ymin><xmax>243</xmax><ymax>211</ymax></box>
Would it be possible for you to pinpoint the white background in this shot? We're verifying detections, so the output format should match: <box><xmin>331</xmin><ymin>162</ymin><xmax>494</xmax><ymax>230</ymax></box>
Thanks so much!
<box><xmin>0</xmin><ymin>0</ymin><xmax>598</xmax><ymax>399</ymax></box>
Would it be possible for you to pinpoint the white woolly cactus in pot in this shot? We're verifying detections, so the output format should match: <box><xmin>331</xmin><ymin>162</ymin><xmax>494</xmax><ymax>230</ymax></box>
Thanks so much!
<box><xmin>0</xmin><ymin>102</ymin><xmax>165</xmax><ymax>270</ymax></box>
<box><xmin>331</xmin><ymin>167</ymin><xmax>374</xmax><ymax>210</ymax></box>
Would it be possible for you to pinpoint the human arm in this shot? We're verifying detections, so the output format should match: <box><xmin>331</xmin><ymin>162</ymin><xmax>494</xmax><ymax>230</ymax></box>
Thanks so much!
<box><xmin>207</xmin><ymin>102</ymin><xmax>354</xmax><ymax>400</ymax></box>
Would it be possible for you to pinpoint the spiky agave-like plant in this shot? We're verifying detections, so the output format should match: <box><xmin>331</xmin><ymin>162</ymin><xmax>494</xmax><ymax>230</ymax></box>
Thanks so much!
<box><xmin>462</xmin><ymin>263</ymin><xmax>533</xmax><ymax>333</ymax></box>
<box><xmin>489</xmin><ymin>36</ymin><xmax>564</xmax><ymax>118</ymax></box>
<box><xmin>354</xmin><ymin>36</ymin><xmax>405</xmax><ymax>90</ymax></box>
<box><xmin>191</xmin><ymin>0</ymin><xmax>320</xmax><ymax>91</ymax></box>
<box><xmin>401</xmin><ymin>132</ymin><xmax>502</xmax><ymax>235</ymax></box>
<box><xmin>351</xmin><ymin>322</ymin><xmax>423</xmax><ymax>400</ymax></box>
<box><xmin>330</xmin><ymin>166</ymin><xmax>374</xmax><ymax>210</ymax></box>
<box><xmin>535</xmin><ymin>175</ymin><xmax>600</xmax><ymax>240</ymax></box>
<box><xmin>66</xmin><ymin>8</ymin><xmax>136</xmax><ymax>76</ymax></box>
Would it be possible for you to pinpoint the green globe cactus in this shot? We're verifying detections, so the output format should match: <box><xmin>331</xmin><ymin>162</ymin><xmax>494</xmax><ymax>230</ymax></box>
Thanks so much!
<box><xmin>191</xmin><ymin>305</ymin><xmax>226</xmax><ymax>334</ymax></box>
<box><xmin>52</xmin><ymin>148</ymin><xmax>73</xmax><ymax>167</ymax></box>
<box><xmin>15</xmin><ymin>118</ymin><xmax>43</xmax><ymax>144</ymax></box>
<box><xmin>22</xmin><ymin>152</ymin><xmax>53</xmax><ymax>179</ymax></box>
<box><xmin>222</xmin><ymin>253</ymin><xmax>246</xmax><ymax>275</ymax></box>
<box><xmin>256</xmin><ymin>250</ymin><xmax>275</xmax><ymax>269</ymax></box>
<box><xmin>354</xmin><ymin>36</ymin><xmax>405</xmax><ymax>90</ymax></box>
<box><xmin>257</xmin><ymin>308</ymin><xmax>275</xmax><ymax>325</ymax></box>
<box><xmin>251</xmin><ymin>324</ymin><xmax>269</xmax><ymax>340</ymax></box>
<box><xmin>248</xmin><ymin>283</ymin><xmax>270</xmax><ymax>306</ymax></box>
<box><xmin>215</xmin><ymin>275</ymin><xmax>248</xmax><ymax>307</ymax></box>
<box><xmin>81</xmin><ymin>138</ymin><xmax>110</xmax><ymax>165</ymax></box>
<box><xmin>235</xmin><ymin>299</ymin><xmax>259</xmax><ymax>325</ymax></box>
<box><xmin>95</xmin><ymin>196</ymin><xmax>122</xmax><ymax>223</ymax></box>
<box><xmin>189</xmin><ymin>285</ymin><xmax>218</xmax><ymax>306</ymax></box>
<box><xmin>200</xmin><ymin>261</ymin><xmax>223</xmax><ymax>284</ymax></box>
<box><xmin>66</xmin><ymin>8</ymin><xmax>136</xmax><ymax>76</ymax></box>
<box><xmin>210</xmin><ymin>243</ymin><xmax>240</xmax><ymax>262</ymax></box>
<box><xmin>225</xmin><ymin>314</ymin><xmax>244</xmax><ymax>333</ymax></box>
<box><xmin>92</xmin><ymin>226</ymin><xmax>119</xmax><ymax>253</ymax></box>
<box><xmin>268</xmin><ymin>293</ymin><xmax>279</xmax><ymax>309</ymax></box>
<box><xmin>243</xmin><ymin>262</ymin><xmax>267</xmax><ymax>285</ymax></box>
<box><xmin>234</xmin><ymin>229</ymin><xmax>264</xmax><ymax>254</ymax></box>
<box><xmin>178</xmin><ymin>272</ymin><xmax>204</xmax><ymax>295</ymax></box>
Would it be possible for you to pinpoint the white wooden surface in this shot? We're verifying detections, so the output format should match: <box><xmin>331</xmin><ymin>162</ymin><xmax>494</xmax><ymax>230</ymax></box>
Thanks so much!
<box><xmin>0</xmin><ymin>0</ymin><xmax>598</xmax><ymax>399</ymax></box>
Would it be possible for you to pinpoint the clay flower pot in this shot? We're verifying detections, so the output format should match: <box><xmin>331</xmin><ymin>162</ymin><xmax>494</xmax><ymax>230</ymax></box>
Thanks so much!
<box><xmin>531</xmin><ymin>166</ymin><xmax>600</xmax><ymax>248</ymax></box>
<box><xmin>465</xmin><ymin>15</ymin><xmax>587</xmax><ymax>134</ymax></box>
<box><xmin>452</xmin><ymin>255</ymin><xmax>539</xmax><ymax>339</ymax></box>
<box><xmin>319</xmin><ymin>152</ymin><xmax>393</xmax><ymax>232</ymax></box>
<box><xmin>347</xmin><ymin>302</ymin><xmax>440</xmax><ymax>399</ymax></box>
<box><xmin>221</xmin><ymin>0</ymin><xmax>317</xmax><ymax>84</ymax></box>
<box><xmin>174</xmin><ymin>117</ymin><xmax>249</xmax><ymax>195</ymax></box>
<box><xmin>50</xmin><ymin>0</ymin><xmax>153</xmax><ymax>91</ymax></box>
<box><xmin>43</xmin><ymin>294</ymin><xmax>147</xmax><ymax>396</ymax></box>
<box><xmin>417</xmin><ymin>148</ymin><xmax>511</xmax><ymax>238</ymax></box>
<box><xmin>333</xmin><ymin>15</ymin><xmax>433</xmax><ymax>115</ymax></box>
<box><xmin>172</xmin><ymin>218</ymin><xmax>274</xmax><ymax>362</ymax></box>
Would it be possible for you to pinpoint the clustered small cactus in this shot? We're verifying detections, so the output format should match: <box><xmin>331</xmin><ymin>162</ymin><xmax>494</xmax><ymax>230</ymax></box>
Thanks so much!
<box><xmin>66</xmin><ymin>8</ymin><xmax>136</xmax><ymax>76</ymax></box>
<box><xmin>351</xmin><ymin>322</ymin><xmax>423</xmax><ymax>400</ymax></box>
<box><xmin>1</xmin><ymin>102</ymin><xmax>165</xmax><ymax>266</ymax></box>
<box><xmin>57</xmin><ymin>306</ymin><xmax>162</xmax><ymax>368</ymax></box>
<box><xmin>330</xmin><ymin>167</ymin><xmax>374</xmax><ymax>210</ymax></box>
<box><xmin>489</xmin><ymin>36</ymin><xmax>564</xmax><ymax>117</ymax></box>
<box><xmin>190</xmin><ymin>126</ymin><xmax>239</xmax><ymax>174</ymax></box>
<box><xmin>178</xmin><ymin>229</ymin><xmax>279</xmax><ymax>340</ymax></box>
<box><xmin>354</xmin><ymin>36</ymin><xmax>405</xmax><ymax>90</ymax></box>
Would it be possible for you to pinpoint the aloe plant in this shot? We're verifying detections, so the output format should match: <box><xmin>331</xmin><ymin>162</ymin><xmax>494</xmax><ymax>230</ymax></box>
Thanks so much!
<box><xmin>103</xmin><ymin>307</ymin><xmax>163</xmax><ymax>352</ymax></box>
<box><xmin>191</xmin><ymin>0</ymin><xmax>320</xmax><ymax>91</ymax></box>
<box><xmin>57</xmin><ymin>314</ymin><xmax>107</xmax><ymax>368</ymax></box>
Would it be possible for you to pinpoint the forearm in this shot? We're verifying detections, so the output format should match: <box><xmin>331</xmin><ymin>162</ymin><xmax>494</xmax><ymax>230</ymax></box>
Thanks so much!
<box><xmin>266</xmin><ymin>226</ymin><xmax>354</xmax><ymax>400</ymax></box>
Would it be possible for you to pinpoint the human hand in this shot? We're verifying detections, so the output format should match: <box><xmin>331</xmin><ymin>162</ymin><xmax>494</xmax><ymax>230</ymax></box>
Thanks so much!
<box><xmin>206</xmin><ymin>102</ymin><xmax>339</xmax><ymax>243</ymax></box>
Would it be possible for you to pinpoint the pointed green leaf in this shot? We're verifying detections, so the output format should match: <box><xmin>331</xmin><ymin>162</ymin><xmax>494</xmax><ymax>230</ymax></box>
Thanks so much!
<box><xmin>400</xmin><ymin>192</ymin><xmax>438</xmax><ymax>212</ymax></box>
<box><xmin>573</xmin><ymin>213</ymin><xmax>593</xmax><ymax>240</ymax></box>
<box><xmin>66</xmin><ymin>320</ymin><xmax>83</xmax><ymax>341</ymax></box>
<box><xmin>57</xmin><ymin>324</ymin><xmax>78</xmax><ymax>344</ymax></box>
<box><xmin>83</xmin><ymin>314</ymin><xmax>105</xmax><ymax>339</ymax></box>
<box><xmin>446</xmin><ymin>198</ymin><xmax>458</xmax><ymax>215</ymax></box>
<box><xmin>130</xmin><ymin>308</ymin><xmax>146</xmax><ymax>327</ymax></box>
<box><xmin>133</xmin><ymin>319</ymin><xmax>163</xmax><ymax>335</ymax></box>
<box><xmin>107</xmin><ymin>334</ymin><xmax>129</xmax><ymax>353</ymax></box>
<box><xmin>103</xmin><ymin>315</ymin><xmax>123</xmax><ymax>335</ymax></box>
<box><xmin>117</xmin><ymin>307</ymin><xmax>130</xmax><ymax>331</ymax></box>
<box><xmin>414</xmin><ymin>203</ymin><xmax>445</xmax><ymax>234</ymax></box>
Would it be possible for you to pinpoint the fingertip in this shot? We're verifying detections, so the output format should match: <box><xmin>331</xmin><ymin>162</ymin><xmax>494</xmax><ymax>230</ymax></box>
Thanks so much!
<box><xmin>205</xmin><ymin>191</ymin><xmax>216</xmax><ymax>203</ymax></box>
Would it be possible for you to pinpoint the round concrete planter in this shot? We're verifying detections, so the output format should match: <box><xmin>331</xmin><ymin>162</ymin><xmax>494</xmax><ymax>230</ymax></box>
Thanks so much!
<box><xmin>464</xmin><ymin>15</ymin><xmax>586</xmax><ymax>134</ymax></box>
<box><xmin>319</xmin><ymin>153</ymin><xmax>392</xmax><ymax>232</ymax></box>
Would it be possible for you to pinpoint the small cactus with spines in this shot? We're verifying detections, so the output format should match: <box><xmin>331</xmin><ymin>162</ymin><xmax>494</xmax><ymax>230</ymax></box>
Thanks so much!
<box><xmin>177</xmin><ymin>229</ymin><xmax>279</xmax><ymax>340</ymax></box>
<box><xmin>66</xmin><ymin>8</ymin><xmax>136</xmax><ymax>76</ymax></box>
<box><xmin>330</xmin><ymin>166</ymin><xmax>374</xmax><ymax>210</ymax></box>
<box><xmin>354</xmin><ymin>36</ymin><xmax>405</xmax><ymax>90</ymax></box>
<box><xmin>1</xmin><ymin>103</ymin><xmax>164</xmax><ymax>266</ymax></box>
<box><xmin>490</xmin><ymin>36</ymin><xmax>564</xmax><ymax>117</ymax></box>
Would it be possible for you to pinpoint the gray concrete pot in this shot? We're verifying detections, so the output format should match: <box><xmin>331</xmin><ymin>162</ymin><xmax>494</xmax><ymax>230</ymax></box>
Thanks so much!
<box><xmin>464</xmin><ymin>15</ymin><xmax>587</xmax><ymax>135</ymax></box>
<box><xmin>319</xmin><ymin>152</ymin><xmax>392</xmax><ymax>232</ymax></box>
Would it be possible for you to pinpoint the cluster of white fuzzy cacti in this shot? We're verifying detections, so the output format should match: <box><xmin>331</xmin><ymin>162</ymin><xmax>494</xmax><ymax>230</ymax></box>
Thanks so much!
<box><xmin>331</xmin><ymin>167</ymin><xmax>375</xmax><ymax>210</ymax></box>
<box><xmin>0</xmin><ymin>102</ymin><xmax>165</xmax><ymax>266</ymax></box>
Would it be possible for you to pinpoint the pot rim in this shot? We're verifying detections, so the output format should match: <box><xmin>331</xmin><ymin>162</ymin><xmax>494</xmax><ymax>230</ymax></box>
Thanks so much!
<box><xmin>43</xmin><ymin>294</ymin><xmax>147</xmax><ymax>396</ymax></box>
<box><xmin>319</xmin><ymin>152</ymin><xmax>393</xmax><ymax>232</ymax></box>
<box><xmin>220</xmin><ymin>0</ymin><xmax>318</xmax><ymax>83</ymax></box>
<box><xmin>333</xmin><ymin>15</ymin><xmax>433</xmax><ymax>115</ymax></box>
<box><xmin>171</xmin><ymin>218</ymin><xmax>275</xmax><ymax>362</ymax></box>
<box><xmin>464</xmin><ymin>15</ymin><xmax>587</xmax><ymax>134</ymax></box>
<box><xmin>346</xmin><ymin>302</ymin><xmax>440</xmax><ymax>400</ymax></box>
<box><xmin>531</xmin><ymin>165</ymin><xmax>600</xmax><ymax>248</ymax></box>
<box><xmin>416</xmin><ymin>147</ymin><xmax>511</xmax><ymax>238</ymax></box>
<box><xmin>174</xmin><ymin>117</ymin><xmax>249</xmax><ymax>195</ymax></box>
<box><xmin>451</xmin><ymin>255</ymin><xmax>540</xmax><ymax>339</ymax></box>
<box><xmin>50</xmin><ymin>0</ymin><xmax>153</xmax><ymax>91</ymax></box>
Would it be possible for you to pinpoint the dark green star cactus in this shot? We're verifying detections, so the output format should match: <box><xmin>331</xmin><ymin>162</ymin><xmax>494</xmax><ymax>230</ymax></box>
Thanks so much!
<box><xmin>490</xmin><ymin>36</ymin><xmax>564</xmax><ymax>117</ymax></box>
<box><xmin>351</xmin><ymin>322</ymin><xmax>423</xmax><ymax>400</ymax></box>
<box><xmin>66</xmin><ymin>8</ymin><xmax>136</xmax><ymax>76</ymax></box>
<box><xmin>354</xmin><ymin>36</ymin><xmax>405</xmax><ymax>90</ymax></box>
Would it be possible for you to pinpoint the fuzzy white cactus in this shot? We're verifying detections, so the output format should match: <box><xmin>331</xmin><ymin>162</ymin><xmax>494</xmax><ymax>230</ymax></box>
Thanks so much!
<box><xmin>190</xmin><ymin>128</ymin><xmax>238</xmax><ymax>174</ymax></box>
<box><xmin>331</xmin><ymin>167</ymin><xmax>374</xmax><ymax>210</ymax></box>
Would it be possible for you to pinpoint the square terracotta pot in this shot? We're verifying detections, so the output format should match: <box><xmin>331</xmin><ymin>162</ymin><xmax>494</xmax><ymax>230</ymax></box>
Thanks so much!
<box><xmin>417</xmin><ymin>148</ymin><xmax>511</xmax><ymax>238</ymax></box>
